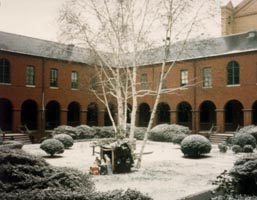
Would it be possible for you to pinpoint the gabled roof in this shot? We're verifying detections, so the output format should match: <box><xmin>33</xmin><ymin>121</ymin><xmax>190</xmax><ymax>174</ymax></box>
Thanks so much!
<box><xmin>0</xmin><ymin>30</ymin><xmax>257</xmax><ymax>67</ymax></box>
<box><xmin>0</xmin><ymin>31</ymin><xmax>96</xmax><ymax>65</ymax></box>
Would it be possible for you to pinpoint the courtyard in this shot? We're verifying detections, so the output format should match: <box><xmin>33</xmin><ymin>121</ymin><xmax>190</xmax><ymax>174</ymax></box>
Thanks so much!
<box><xmin>23</xmin><ymin>140</ymin><xmax>238</xmax><ymax>200</ymax></box>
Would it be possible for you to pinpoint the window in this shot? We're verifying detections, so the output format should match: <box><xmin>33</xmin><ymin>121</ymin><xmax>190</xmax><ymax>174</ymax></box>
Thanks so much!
<box><xmin>50</xmin><ymin>68</ymin><xmax>58</xmax><ymax>87</ymax></box>
<box><xmin>140</xmin><ymin>73</ymin><xmax>148</xmax><ymax>89</ymax></box>
<box><xmin>71</xmin><ymin>71</ymin><xmax>78</xmax><ymax>89</ymax></box>
<box><xmin>227</xmin><ymin>61</ymin><xmax>240</xmax><ymax>85</ymax></box>
<box><xmin>0</xmin><ymin>59</ymin><xmax>11</xmax><ymax>84</ymax></box>
<box><xmin>180</xmin><ymin>70</ymin><xmax>188</xmax><ymax>86</ymax></box>
<box><xmin>90</xmin><ymin>76</ymin><xmax>97</xmax><ymax>90</ymax></box>
<box><xmin>26</xmin><ymin>65</ymin><xmax>35</xmax><ymax>86</ymax></box>
<box><xmin>202</xmin><ymin>67</ymin><xmax>212</xmax><ymax>88</ymax></box>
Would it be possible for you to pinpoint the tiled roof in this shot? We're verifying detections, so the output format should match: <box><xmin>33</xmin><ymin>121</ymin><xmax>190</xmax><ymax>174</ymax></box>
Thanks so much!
<box><xmin>0</xmin><ymin>30</ymin><xmax>257</xmax><ymax>66</ymax></box>
<box><xmin>0</xmin><ymin>31</ymin><xmax>96</xmax><ymax>65</ymax></box>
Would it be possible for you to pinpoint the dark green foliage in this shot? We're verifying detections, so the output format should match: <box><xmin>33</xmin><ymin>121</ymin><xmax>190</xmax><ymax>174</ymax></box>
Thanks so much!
<box><xmin>172</xmin><ymin>133</ymin><xmax>188</xmax><ymax>145</ymax></box>
<box><xmin>232</xmin><ymin>145</ymin><xmax>242</xmax><ymax>154</ymax></box>
<box><xmin>133</xmin><ymin>127</ymin><xmax>147</xmax><ymax>140</ymax></box>
<box><xmin>233</xmin><ymin>133</ymin><xmax>256</xmax><ymax>148</ymax></box>
<box><xmin>149</xmin><ymin>124</ymin><xmax>190</xmax><ymax>142</ymax></box>
<box><xmin>76</xmin><ymin>125</ymin><xmax>96</xmax><ymax>139</ymax></box>
<box><xmin>53</xmin><ymin>134</ymin><xmax>74</xmax><ymax>149</ymax></box>
<box><xmin>40</xmin><ymin>139</ymin><xmax>64</xmax><ymax>156</ymax></box>
<box><xmin>230</xmin><ymin>156</ymin><xmax>257</xmax><ymax>195</ymax></box>
<box><xmin>243</xmin><ymin>145</ymin><xmax>254</xmax><ymax>153</ymax></box>
<box><xmin>93</xmin><ymin>126</ymin><xmax>115</xmax><ymax>138</ymax></box>
<box><xmin>180</xmin><ymin>134</ymin><xmax>212</xmax><ymax>158</ymax></box>
<box><xmin>218</xmin><ymin>143</ymin><xmax>228</xmax><ymax>153</ymax></box>
<box><xmin>0</xmin><ymin>141</ymin><xmax>23</xmax><ymax>149</ymax></box>
<box><xmin>212</xmin><ymin>195</ymin><xmax>257</xmax><ymax>200</ymax></box>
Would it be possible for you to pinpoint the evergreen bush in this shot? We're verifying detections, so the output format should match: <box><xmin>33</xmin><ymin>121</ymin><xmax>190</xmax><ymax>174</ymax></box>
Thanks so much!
<box><xmin>180</xmin><ymin>134</ymin><xmax>212</xmax><ymax>158</ymax></box>
<box><xmin>218</xmin><ymin>143</ymin><xmax>228</xmax><ymax>153</ymax></box>
<box><xmin>40</xmin><ymin>138</ymin><xmax>64</xmax><ymax>156</ymax></box>
<box><xmin>172</xmin><ymin>133</ymin><xmax>188</xmax><ymax>145</ymax></box>
<box><xmin>232</xmin><ymin>145</ymin><xmax>242</xmax><ymax>154</ymax></box>
<box><xmin>243</xmin><ymin>145</ymin><xmax>254</xmax><ymax>153</ymax></box>
<box><xmin>54</xmin><ymin>133</ymin><xmax>74</xmax><ymax>149</ymax></box>
<box><xmin>233</xmin><ymin>133</ymin><xmax>256</xmax><ymax>148</ymax></box>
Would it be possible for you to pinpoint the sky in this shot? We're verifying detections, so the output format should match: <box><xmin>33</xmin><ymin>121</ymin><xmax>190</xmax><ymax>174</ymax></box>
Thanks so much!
<box><xmin>0</xmin><ymin>0</ymin><xmax>244</xmax><ymax>43</ymax></box>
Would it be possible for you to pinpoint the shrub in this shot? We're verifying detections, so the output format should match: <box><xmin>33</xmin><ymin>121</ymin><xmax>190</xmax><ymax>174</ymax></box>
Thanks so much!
<box><xmin>76</xmin><ymin>125</ymin><xmax>96</xmax><ymax>139</ymax></box>
<box><xmin>230</xmin><ymin>156</ymin><xmax>257</xmax><ymax>195</ymax></box>
<box><xmin>232</xmin><ymin>145</ymin><xmax>242</xmax><ymax>154</ymax></box>
<box><xmin>149</xmin><ymin>124</ymin><xmax>190</xmax><ymax>142</ymax></box>
<box><xmin>40</xmin><ymin>138</ymin><xmax>64</xmax><ymax>156</ymax></box>
<box><xmin>218</xmin><ymin>143</ymin><xmax>228</xmax><ymax>153</ymax></box>
<box><xmin>172</xmin><ymin>133</ymin><xmax>188</xmax><ymax>145</ymax></box>
<box><xmin>180</xmin><ymin>134</ymin><xmax>212</xmax><ymax>158</ymax></box>
<box><xmin>53</xmin><ymin>125</ymin><xmax>78</xmax><ymax>139</ymax></box>
<box><xmin>93</xmin><ymin>126</ymin><xmax>115</xmax><ymax>138</ymax></box>
<box><xmin>238</xmin><ymin>125</ymin><xmax>257</xmax><ymax>141</ymax></box>
<box><xmin>0</xmin><ymin>141</ymin><xmax>23</xmax><ymax>149</ymax></box>
<box><xmin>243</xmin><ymin>145</ymin><xmax>254</xmax><ymax>153</ymax></box>
<box><xmin>133</xmin><ymin>127</ymin><xmax>147</xmax><ymax>140</ymax></box>
<box><xmin>233</xmin><ymin>133</ymin><xmax>256</xmax><ymax>148</ymax></box>
<box><xmin>54</xmin><ymin>134</ymin><xmax>74</xmax><ymax>149</ymax></box>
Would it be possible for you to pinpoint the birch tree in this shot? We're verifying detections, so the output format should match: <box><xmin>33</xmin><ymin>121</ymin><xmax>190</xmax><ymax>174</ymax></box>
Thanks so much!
<box><xmin>58</xmin><ymin>0</ymin><xmax>218</xmax><ymax>167</ymax></box>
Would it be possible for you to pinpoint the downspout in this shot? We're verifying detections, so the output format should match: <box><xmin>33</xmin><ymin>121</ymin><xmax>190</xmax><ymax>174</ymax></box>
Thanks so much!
<box><xmin>193</xmin><ymin>61</ymin><xmax>197</xmax><ymax>134</ymax></box>
<box><xmin>41</xmin><ymin>58</ymin><xmax>45</xmax><ymax>140</ymax></box>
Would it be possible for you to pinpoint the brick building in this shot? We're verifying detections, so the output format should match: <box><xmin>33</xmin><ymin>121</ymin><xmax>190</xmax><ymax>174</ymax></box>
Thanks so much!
<box><xmin>221</xmin><ymin>0</ymin><xmax>257</xmax><ymax>35</ymax></box>
<box><xmin>1</xmin><ymin>29</ymin><xmax>257</xmax><ymax>138</ymax></box>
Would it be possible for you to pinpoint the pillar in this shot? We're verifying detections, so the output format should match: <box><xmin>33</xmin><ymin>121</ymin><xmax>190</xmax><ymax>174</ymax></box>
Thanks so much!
<box><xmin>80</xmin><ymin>110</ymin><xmax>87</xmax><ymax>125</ymax></box>
<box><xmin>216</xmin><ymin>109</ymin><xmax>225</xmax><ymax>133</ymax></box>
<box><xmin>170</xmin><ymin>110</ymin><xmax>177</xmax><ymax>124</ymax></box>
<box><xmin>60</xmin><ymin>109</ymin><xmax>68</xmax><ymax>125</ymax></box>
<box><xmin>13</xmin><ymin>108</ymin><xmax>21</xmax><ymax>132</ymax></box>
<box><xmin>98</xmin><ymin>109</ymin><xmax>105</xmax><ymax>126</ymax></box>
<box><xmin>192</xmin><ymin>110</ymin><xmax>199</xmax><ymax>134</ymax></box>
<box><xmin>243</xmin><ymin>109</ymin><xmax>252</xmax><ymax>127</ymax></box>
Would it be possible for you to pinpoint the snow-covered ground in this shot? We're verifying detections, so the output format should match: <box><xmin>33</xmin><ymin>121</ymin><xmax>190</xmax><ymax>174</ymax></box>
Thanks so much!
<box><xmin>23</xmin><ymin>141</ymin><xmax>238</xmax><ymax>200</ymax></box>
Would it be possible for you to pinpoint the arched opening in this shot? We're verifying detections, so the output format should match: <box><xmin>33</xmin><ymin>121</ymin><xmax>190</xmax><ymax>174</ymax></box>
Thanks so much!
<box><xmin>224</xmin><ymin>100</ymin><xmax>243</xmax><ymax>131</ymax></box>
<box><xmin>0</xmin><ymin>98</ymin><xmax>13</xmax><ymax>131</ymax></box>
<box><xmin>199</xmin><ymin>101</ymin><xmax>216</xmax><ymax>130</ymax></box>
<box><xmin>21</xmin><ymin>100</ymin><xmax>38</xmax><ymax>130</ymax></box>
<box><xmin>45</xmin><ymin>101</ymin><xmax>60</xmax><ymax>129</ymax></box>
<box><xmin>177</xmin><ymin>102</ymin><xmax>192</xmax><ymax>129</ymax></box>
<box><xmin>138</xmin><ymin>103</ymin><xmax>150</xmax><ymax>127</ymax></box>
<box><xmin>87</xmin><ymin>102</ymin><xmax>98</xmax><ymax>126</ymax></box>
<box><xmin>252</xmin><ymin>101</ymin><xmax>257</xmax><ymax>125</ymax></box>
<box><xmin>157</xmin><ymin>102</ymin><xmax>170</xmax><ymax>124</ymax></box>
<box><xmin>67</xmin><ymin>102</ymin><xmax>80</xmax><ymax>126</ymax></box>
<box><xmin>104</xmin><ymin>103</ymin><xmax>115</xmax><ymax>126</ymax></box>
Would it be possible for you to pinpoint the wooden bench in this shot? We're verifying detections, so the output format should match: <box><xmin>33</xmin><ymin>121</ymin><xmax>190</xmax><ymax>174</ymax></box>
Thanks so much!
<box><xmin>199</xmin><ymin>124</ymin><xmax>219</xmax><ymax>138</ymax></box>
<box><xmin>19</xmin><ymin>124</ymin><xmax>32</xmax><ymax>135</ymax></box>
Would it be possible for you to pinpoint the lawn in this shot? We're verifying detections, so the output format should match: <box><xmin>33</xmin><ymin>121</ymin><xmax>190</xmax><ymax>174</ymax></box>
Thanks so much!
<box><xmin>23</xmin><ymin>141</ymin><xmax>238</xmax><ymax>200</ymax></box>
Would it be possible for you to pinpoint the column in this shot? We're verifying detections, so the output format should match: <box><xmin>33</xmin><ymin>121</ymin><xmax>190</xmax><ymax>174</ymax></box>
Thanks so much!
<box><xmin>12</xmin><ymin>108</ymin><xmax>21</xmax><ymax>132</ymax></box>
<box><xmin>169</xmin><ymin>110</ymin><xmax>177</xmax><ymax>124</ymax></box>
<box><xmin>192</xmin><ymin>110</ymin><xmax>199</xmax><ymax>134</ymax></box>
<box><xmin>60</xmin><ymin>109</ymin><xmax>68</xmax><ymax>125</ymax></box>
<box><xmin>80</xmin><ymin>110</ymin><xmax>87</xmax><ymax>125</ymax></box>
<box><xmin>243</xmin><ymin>109</ymin><xmax>252</xmax><ymax>127</ymax></box>
<box><xmin>216</xmin><ymin>109</ymin><xmax>224</xmax><ymax>133</ymax></box>
<box><xmin>98</xmin><ymin>109</ymin><xmax>105</xmax><ymax>126</ymax></box>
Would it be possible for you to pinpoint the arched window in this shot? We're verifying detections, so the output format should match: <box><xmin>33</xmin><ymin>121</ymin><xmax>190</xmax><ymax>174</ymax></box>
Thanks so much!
<box><xmin>0</xmin><ymin>59</ymin><xmax>11</xmax><ymax>84</ymax></box>
<box><xmin>227</xmin><ymin>61</ymin><xmax>240</xmax><ymax>85</ymax></box>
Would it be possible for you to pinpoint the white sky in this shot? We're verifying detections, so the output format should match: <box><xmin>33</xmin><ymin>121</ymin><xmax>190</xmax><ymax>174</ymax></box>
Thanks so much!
<box><xmin>0</xmin><ymin>0</ymin><xmax>244</xmax><ymax>42</ymax></box>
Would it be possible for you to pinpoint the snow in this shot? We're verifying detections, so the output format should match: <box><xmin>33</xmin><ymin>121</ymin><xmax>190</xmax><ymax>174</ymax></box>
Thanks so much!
<box><xmin>23</xmin><ymin>140</ymin><xmax>238</xmax><ymax>200</ymax></box>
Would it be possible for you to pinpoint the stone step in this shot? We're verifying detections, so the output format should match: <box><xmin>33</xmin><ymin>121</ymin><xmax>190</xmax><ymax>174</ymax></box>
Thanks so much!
<box><xmin>2</xmin><ymin>133</ymin><xmax>32</xmax><ymax>144</ymax></box>
<box><xmin>209</xmin><ymin>133</ymin><xmax>233</xmax><ymax>144</ymax></box>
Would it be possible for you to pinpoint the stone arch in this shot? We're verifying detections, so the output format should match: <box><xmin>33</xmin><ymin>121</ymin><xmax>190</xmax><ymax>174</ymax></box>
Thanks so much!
<box><xmin>0</xmin><ymin>98</ymin><xmax>13</xmax><ymax>131</ymax></box>
<box><xmin>156</xmin><ymin>102</ymin><xmax>170</xmax><ymax>124</ymax></box>
<box><xmin>67</xmin><ymin>101</ymin><xmax>81</xmax><ymax>126</ymax></box>
<box><xmin>177</xmin><ymin>101</ymin><xmax>192</xmax><ymax>129</ymax></box>
<box><xmin>199</xmin><ymin>101</ymin><xmax>216</xmax><ymax>130</ymax></box>
<box><xmin>138</xmin><ymin>103</ymin><xmax>150</xmax><ymax>127</ymax></box>
<box><xmin>104</xmin><ymin>103</ymin><xmax>115</xmax><ymax>126</ymax></box>
<box><xmin>21</xmin><ymin>99</ymin><xmax>38</xmax><ymax>130</ymax></box>
<box><xmin>45</xmin><ymin>100</ymin><xmax>61</xmax><ymax>129</ymax></box>
<box><xmin>87</xmin><ymin>102</ymin><xmax>98</xmax><ymax>126</ymax></box>
<box><xmin>224</xmin><ymin>100</ymin><xmax>243</xmax><ymax>131</ymax></box>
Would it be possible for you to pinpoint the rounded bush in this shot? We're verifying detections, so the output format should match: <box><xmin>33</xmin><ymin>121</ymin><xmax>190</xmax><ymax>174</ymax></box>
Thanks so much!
<box><xmin>243</xmin><ymin>145</ymin><xmax>254</xmax><ymax>153</ymax></box>
<box><xmin>76</xmin><ymin>125</ymin><xmax>96</xmax><ymax>139</ymax></box>
<box><xmin>172</xmin><ymin>133</ymin><xmax>188</xmax><ymax>145</ymax></box>
<box><xmin>40</xmin><ymin>138</ymin><xmax>64</xmax><ymax>156</ymax></box>
<box><xmin>232</xmin><ymin>145</ymin><xmax>242</xmax><ymax>154</ymax></box>
<box><xmin>180</xmin><ymin>135</ymin><xmax>212</xmax><ymax>158</ymax></box>
<box><xmin>54</xmin><ymin>134</ymin><xmax>74</xmax><ymax>149</ymax></box>
<box><xmin>218</xmin><ymin>143</ymin><xmax>228</xmax><ymax>153</ymax></box>
<box><xmin>233</xmin><ymin>133</ymin><xmax>256</xmax><ymax>148</ymax></box>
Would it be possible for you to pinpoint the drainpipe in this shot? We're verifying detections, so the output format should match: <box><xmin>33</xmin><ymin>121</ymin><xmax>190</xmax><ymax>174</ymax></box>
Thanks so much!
<box><xmin>193</xmin><ymin>61</ymin><xmax>197</xmax><ymax>133</ymax></box>
<box><xmin>40</xmin><ymin>58</ymin><xmax>45</xmax><ymax>140</ymax></box>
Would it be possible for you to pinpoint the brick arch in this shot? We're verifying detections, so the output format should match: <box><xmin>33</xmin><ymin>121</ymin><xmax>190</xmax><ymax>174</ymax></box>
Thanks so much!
<box><xmin>224</xmin><ymin>99</ymin><xmax>244</xmax><ymax>131</ymax></box>
<box><xmin>67</xmin><ymin>101</ymin><xmax>81</xmax><ymax>127</ymax></box>
<box><xmin>138</xmin><ymin>103</ymin><xmax>151</xmax><ymax>127</ymax></box>
<box><xmin>252</xmin><ymin>100</ymin><xmax>257</xmax><ymax>125</ymax></box>
<box><xmin>45</xmin><ymin>100</ymin><xmax>61</xmax><ymax>129</ymax></box>
<box><xmin>87</xmin><ymin>102</ymin><xmax>98</xmax><ymax>126</ymax></box>
<box><xmin>21</xmin><ymin>99</ymin><xmax>38</xmax><ymax>130</ymax></box>
<box><xmin>0</xmin><ymin>98</ymin><xmax>13</xmax><ymax>131</ymax></box>
<box><xmin>156</xmin><ymin>102</ymin><xmax>170</xmax><ymax>125</ymax></box>
<box><xmin>199</xmin><ymin>100</ymin><xmax>216</xmax><ymax>131</ymax></box>
<box><xmin>176</xmin><ymin>101</ymin><xmax>192</xmax><ymax>129</ymax></box>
